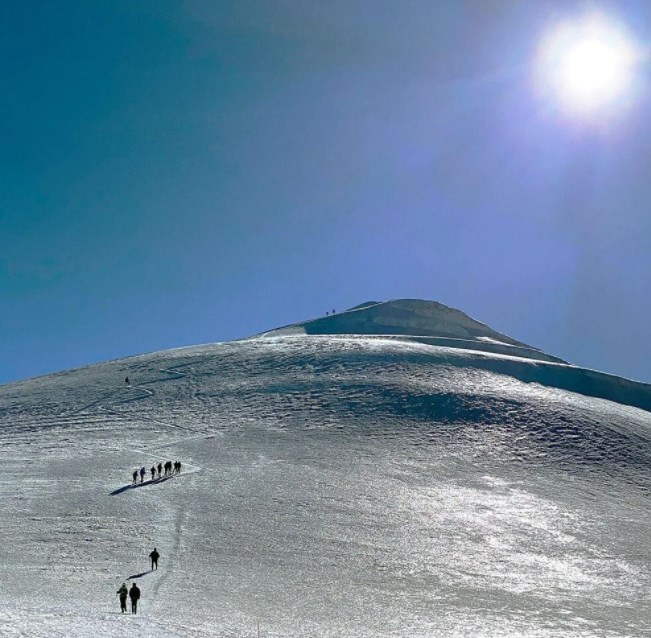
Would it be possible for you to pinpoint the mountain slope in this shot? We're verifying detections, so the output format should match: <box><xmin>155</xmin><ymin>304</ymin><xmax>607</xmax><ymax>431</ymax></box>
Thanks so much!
<box><xmin>0</xmin><ymin>303</ymin><xmax>649</xmax><ymax>637</ymax></box>
<box><xmin>261</xmin><ymin>299</ymin><xmax>651</xmax><ymax>413</ymax></box>
<box><xmin>262</xmin><ymin>298</ymin><xmax>566</xmax><ymax>364</ymax></box>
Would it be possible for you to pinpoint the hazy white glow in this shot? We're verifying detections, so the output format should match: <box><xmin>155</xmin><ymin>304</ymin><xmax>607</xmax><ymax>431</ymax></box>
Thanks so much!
<box><xmin>538</xmin><ymin>13</ymin><xmax>640</xmax><ymax>113</ymax></box>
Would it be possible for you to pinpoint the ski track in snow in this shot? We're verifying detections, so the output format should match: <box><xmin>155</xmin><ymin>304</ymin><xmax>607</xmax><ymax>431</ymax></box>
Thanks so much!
<box><xmin>0</xmin><ymin>335</ymin><xmax>649</xmax><ymax>637</ymax></box>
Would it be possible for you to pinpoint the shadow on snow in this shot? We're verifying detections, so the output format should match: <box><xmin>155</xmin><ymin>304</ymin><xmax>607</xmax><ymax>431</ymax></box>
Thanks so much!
<box><xmin>128</xmin><ymin>570</ymin><xmax>152</xmax><ymax>579</ymax></box>
<box><xmin>110</xmin><ymin>475</ymin><xmax>173</xmax><ymax>496</ymax></box>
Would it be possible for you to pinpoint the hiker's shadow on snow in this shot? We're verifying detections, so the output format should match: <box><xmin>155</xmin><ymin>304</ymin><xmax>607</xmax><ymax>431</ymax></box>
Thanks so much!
<box><xmin>128</xmin><ymin>571</ymin><xmax>151</xmax><ymax>579</ymax></box>
<box><xmin>109</xmin><ymin>476</ymin><xmax>173</xmax><ymax>496</ymax></box>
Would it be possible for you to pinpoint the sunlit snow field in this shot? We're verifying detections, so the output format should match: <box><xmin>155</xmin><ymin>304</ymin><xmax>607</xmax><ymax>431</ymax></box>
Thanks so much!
<box><xmin>0</xmin><ymin>336</ymin><xmax>649</xmax><ymax>637</ymax></box>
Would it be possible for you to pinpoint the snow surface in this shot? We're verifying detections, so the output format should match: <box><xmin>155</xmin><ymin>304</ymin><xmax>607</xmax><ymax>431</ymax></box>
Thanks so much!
<box><xmin>261</xmin><ymin>300</ymin><xmax>566</xmax><ymax>364</ymax></box>
<box><xmin>0</xmin><ymin>332</ymin><xmax>650</xmax><ymax>637</ymax></box>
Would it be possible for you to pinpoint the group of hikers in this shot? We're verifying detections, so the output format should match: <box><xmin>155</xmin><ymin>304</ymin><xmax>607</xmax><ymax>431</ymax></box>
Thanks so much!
<box><xmin>116</xmin><ymin>375</ymin><xmax>171</xmax><ymax>615</ymax></box>
<box><xmin>132</xmin><ymin>460</ymin><xmax>182</xmax><ymax>484</ymax></box>
<box><xmin>116</xmin><ymin>548</ymin><xmax>160</xmax><ymax>613</ymax></box>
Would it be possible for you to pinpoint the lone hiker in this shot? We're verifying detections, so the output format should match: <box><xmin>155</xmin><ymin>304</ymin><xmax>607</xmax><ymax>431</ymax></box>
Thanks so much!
<box><xmin>149</xmin><ymin>547</ymin><xmax>160</xmax><ymax>570</ymax></box>
<box><xmin>125</xmin><ymin>376</ymin><xmax>130</xmax><ymax>385</ymax></box>
<box><xmin>129</xmin><ymin>582</ymin><xmax>141</xmax><ymax>614</ymax></box>
<box><xmin>117</xmin><ymin>583</ymin><xmax>128</xmax><ymax>613</ymax></box>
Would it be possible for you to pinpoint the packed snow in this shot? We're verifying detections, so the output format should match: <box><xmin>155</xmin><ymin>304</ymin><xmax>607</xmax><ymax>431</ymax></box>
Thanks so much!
<box><xmin>262</xmin><ymin>300</ymin><xmax>566</xmax><ymax>363</ymax></box>
<box><xmin>0</xmin><ymin>306</ymin><xmax>649</xmax><ymax>636</ymax></box>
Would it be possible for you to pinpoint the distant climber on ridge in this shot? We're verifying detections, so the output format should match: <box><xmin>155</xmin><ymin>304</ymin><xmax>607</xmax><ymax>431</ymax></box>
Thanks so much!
<box><xmin>125</xmin><ymin>376</ymin><xmax>129</xmax><ymax>385</ymax></box>
<box><xmin>139</xmin><ymin>466</ymin><xmax>146</xmax><ymax>483</ymax></box>
<box><xmin>150</xmin><ymin>466</ymin><xmax>156</xmax><ymax>481</ymax></box>
<box><xmin>149</xmin><ymin>547</ymin><xmax>160</xmax><ymax>570</ymax></box>
<box><xmin>157</xmin><ymin>462</ymin><xmax>162</xmax><ymax>478</ymax></box>
<box><xmin>132</xmin><ymin>470</ymin><xmax>138</xmax><ymax>484</ymax></box>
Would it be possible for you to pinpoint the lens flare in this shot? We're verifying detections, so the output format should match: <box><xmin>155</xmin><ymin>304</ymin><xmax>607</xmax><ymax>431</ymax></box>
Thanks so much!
<box><xmin>537</xmin><ymin>13</ymin><xmax>641</xmax><ymax>114</ymax></box>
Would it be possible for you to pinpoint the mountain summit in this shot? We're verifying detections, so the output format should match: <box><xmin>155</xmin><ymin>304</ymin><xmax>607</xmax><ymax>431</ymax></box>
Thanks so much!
<box><xmin>262</xmin><ymin>298</ymin><xmax>565</xmax><ymax>364</ymax></box>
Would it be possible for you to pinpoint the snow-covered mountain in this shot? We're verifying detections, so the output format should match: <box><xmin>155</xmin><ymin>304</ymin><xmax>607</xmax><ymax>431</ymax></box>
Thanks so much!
<box><xmin>0</xmin><ymin>299</ymin><xmax>649</xmax><ymax>637</ymax></box>
<box><xmin>262</xmin><ymin>299</ymin><xmax>651</xmax><ymax>412</ymax></box>
<box><xmin>263</xmin><ymin>299</ymin><xmax>562</xmax><ymax>359</ymax></box>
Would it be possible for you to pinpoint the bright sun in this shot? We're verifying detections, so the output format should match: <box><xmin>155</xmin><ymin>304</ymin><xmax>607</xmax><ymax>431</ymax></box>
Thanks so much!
<box><xmin>537</xmin><ymin>13</ymin><xmax>640</xmax><ymax>114</ymax></box>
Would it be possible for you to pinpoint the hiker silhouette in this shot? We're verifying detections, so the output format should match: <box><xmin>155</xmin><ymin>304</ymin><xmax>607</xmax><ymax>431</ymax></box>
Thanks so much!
<box><xmin>149</xmin><ymin>547</ymin><xmax>160</xmax><ymax>570</ymax></box>
<box><xmin>129</xmin><ymin>582</ymin><xmax>140</xmax><ymax>614</ymax></box>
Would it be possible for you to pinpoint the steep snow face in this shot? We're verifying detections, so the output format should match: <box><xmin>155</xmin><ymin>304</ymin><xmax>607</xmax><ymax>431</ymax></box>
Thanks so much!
<box><xmin>262</xmin><ymin>299</ymin><xmax>567</xmax><ymax>364</ymax></box>
<box><xmin>0</xmin><ymin>335</ymin><xmax>649</xmax><ymax>637</ymax></box>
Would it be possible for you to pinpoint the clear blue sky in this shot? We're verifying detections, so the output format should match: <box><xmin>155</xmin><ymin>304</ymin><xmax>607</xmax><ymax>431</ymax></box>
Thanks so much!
<box><xmin>2</xmin><ymin>0</ymin><xmax>650</xmax><ymax>384</ymax></box>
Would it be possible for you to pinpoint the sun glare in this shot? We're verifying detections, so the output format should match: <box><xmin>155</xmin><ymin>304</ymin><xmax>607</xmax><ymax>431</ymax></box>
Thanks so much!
<box><xmin>537</xmin><ymin>13</ymin><xmax>641</xmax><ymax>114</ymax></box>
